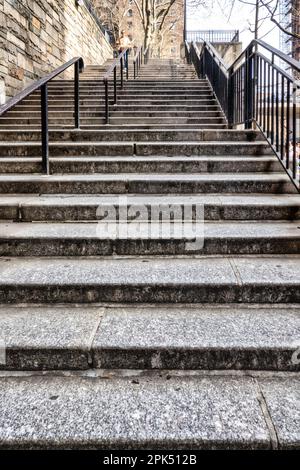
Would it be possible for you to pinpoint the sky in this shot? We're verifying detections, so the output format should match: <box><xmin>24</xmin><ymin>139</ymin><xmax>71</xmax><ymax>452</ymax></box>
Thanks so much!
<box><xmin>187</xmin><ymin>0</ymin><xmax>281</xmax><ymax>50</ymax></box>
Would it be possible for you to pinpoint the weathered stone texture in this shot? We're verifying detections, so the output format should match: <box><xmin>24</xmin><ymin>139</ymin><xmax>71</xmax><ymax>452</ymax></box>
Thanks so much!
<box><xmin>0</xmin><ymin>0</ymin><xmax>113</xmax><ymax>100</ymax></box>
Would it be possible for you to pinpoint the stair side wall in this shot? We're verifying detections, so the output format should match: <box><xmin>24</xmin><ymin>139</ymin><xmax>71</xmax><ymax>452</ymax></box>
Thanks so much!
<box><xmin>0</xmin><ymin>0</ymin><xmax>113</xmax><ymax>102</ymax></box>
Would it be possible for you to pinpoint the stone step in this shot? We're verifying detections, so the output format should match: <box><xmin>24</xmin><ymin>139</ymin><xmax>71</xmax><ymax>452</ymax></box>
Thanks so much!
<box><xmin>0</xmin><ymin>118</ymin><xmax>106</xmax><ymax>126</ymax></box>
<box><xmin>2</xmin><ymin>111</ymin><xmax>223</xmax><ymax>119</ymax></box>
<box><xmin>0</xmin><ymin>304</ymin><xmax>299</xmax><ymax>371</ymax></box>
<box><xmin>0</xmin><ymin>221</ymin><xmax>299</xmax><ymax>256</ymax></box>
<box><xmin>110</xmin><ymin>118</ymin><xmax>226</xmax><ymax>125</ymax></box>
<box><xmin>0</xmin><ymin>256</ymin><xmax>299</xmax><ymax>303</ymax></box>
<box><xmin>0</xmin><ymin>142</ymin><xmax>134</xmax><ymax>157</ymax></box>
<box><xmin>3</xmin><ymin>194</ymin><xmax>298</xmax><ymax>222</ymax></box>
<box><xmin>46</xmin><ymin>83</ymin><xmax>210</xmax><ymax>90</ymax></box>
<box><xmin>111</xmin><ymin>112</ymin><xmax>223</xmax><ymax>118</ymax></box>
<box><xmin>0</xmin><ymin>129</ymin><xmax>261</xmax><ymax>142</ymax></box>
<box><xmin>0</xmin><ymin>123</ymin><xmax>228</xmax><ymax>131</ymax></box>
<box><xmin>135</xmin><ymin>141</ymin><xmax>273</xmax><ymax>156</ymax></box>
<box><xmin>15</xmin><ymin>104</ymin><xmax>221</xmax><ymax>113</ymax></box>
<box><xmin>118</xmin><ymin>91</ymin><xmax>213</xmax><ymax>96</ymax></box>
<box><xmin>1</xmin><ymin>118</ymin><xmax>225</xmax><ymax>127</ymax></box>
<box><xmin>20</xmin><ymin>98</ymin><xmax>217</xmax><ymax>106</ymax></box>
<box><xmin>0</xmin><ymin>156</ymin><xmax>282</xmax><ymax>174</ymax></box>
<box><xmin>0</xmin><ymin>173</ymin><xmax>293</xmax><ymax>194</ymax></box>
<box><xmin>0</xmin><ymin>141</ymin><xmax>270</xmax><ymax>157</ymax></box>
<box><xmin>1</xmin><ymin>372</ymin><xmax>297</xmax><ymax>449</ymax></box>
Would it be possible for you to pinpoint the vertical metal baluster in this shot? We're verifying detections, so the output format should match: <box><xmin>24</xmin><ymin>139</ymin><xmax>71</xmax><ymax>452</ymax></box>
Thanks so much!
<box><xmin>263</xmin><ymin>60</ymin><xmax>267</xmax><ymax>133</ymax></box>
<box><xmin>126</xmin><ymin>50</ymin><xmax>129</xmax><ymax>80</ymax></box>
<box><xmin>255</xmin><ymin>54</ymin><xmax>259</xmax><ymax>122</ymax></box>
<box><xmin>286</xmin><ymin>81</ymin><xmax>290</xmax><ymax>169</ymax></box>
<box><xmin>292</xmin><ymin>83</ymin><xmax>297</xmax><ymax>180</ymax></box>
<box><xmin>114</xmin><ymin>67</ymin><xmax>117</xmax><ymax>104</ymax></box>
<box><xmin>275</xmin><ymin>70</ymin><xmax>279</xmax><ymax>152</ymax></box>
<box><xmin>259</xmin><ymin>58</ymin><xmax>263</xmax><ymax>126</ymax></box>
<box><xmin>267</xmin><ymin>63</ymin><xmax>271</xmax><ymax>138</ymax></box>
<box><xmin>41</xmin><ymin>84</ymin><xmax>49</xmax><ymax>174</ymax></box>
<box><xmin>120</xmin><ymin>57</ymin><xmax>124</xmax><ymax>89</ymax></box>
<box><xmin>270</xmin><ymin>66</ymin><xmax>275</xmax><ymax>144</ymax></box>
<box><xmin>280</xmin><ymin>76</ymin><xmax>285</xmax><ymax>160</ymax></box>
<box><xmin>104</xmin><ymin>78</ymin><xmax>109</xmax><ymax>125</ymax></box>
<box><xmin>74</xmin><ymin>61</ymin><xmax>80</xmax><ymax>129</ymax></box>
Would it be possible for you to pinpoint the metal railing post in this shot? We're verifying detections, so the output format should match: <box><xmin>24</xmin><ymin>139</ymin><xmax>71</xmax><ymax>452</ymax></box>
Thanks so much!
<box><xmin>228</xmin><ymin>67</ymin><xmax>234</xmax><ymax>128</ymax></box>
<box><xmin>244</xmin><ymin>46</ymin><xmax>254</xmax><ymax>129</ymax></box>
<box><xmin>104</xmin><ymin>78</ymin><xmax>109</xmax><ymax>124</ymax></box>
<box><xmin>120</xmin><ymin>57</ymin><xmax>124</xmax><ymax>89</ymax></box>
<box><xmin>74</xmin><ymin>60</ymin><xmax>80</xmax><ymax>128</ymax></box>
<box><xmin>114</xmin><ymin>68</ymin><xmax>117</xmax><ymax>104</ymax></box>
<box><xmin>41</xmin><ymin>84</ymin><xmax>49</xmax><ymax>174</ymax></box>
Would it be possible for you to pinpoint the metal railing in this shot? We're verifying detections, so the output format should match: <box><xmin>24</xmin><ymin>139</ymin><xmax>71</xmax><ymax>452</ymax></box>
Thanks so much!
<box><xmin>0</xmin><ymin>57</ymin><xmax>84</xmax><ymax>174</ymax></box>
<box><xmin>133</xmin><ymin>46</ymin><xmax>144</xmax><ymax>79</ymax></box>
<box><xmin>186</xmin><ymin>39</ymin><xmax>300</xmax><ymax>189</ymax></box>
<box><xmin>187</xmin><ymin>30</ymin><xmax>239</xmax><ymax>44</ymax></box>
<box><xmin>103</xmin><ymin>49</ymin><xmax>129</xmax><ymax>124</ymax></box>
<box><xmin>189</xmin><ymin>41</ymin><xmax>229</xmax><ymax>119</ymax></box>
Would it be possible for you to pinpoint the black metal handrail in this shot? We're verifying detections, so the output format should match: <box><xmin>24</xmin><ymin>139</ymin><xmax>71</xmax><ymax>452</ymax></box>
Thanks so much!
<box><xmin>103</xmin><ymin>48</ymin><xmax>129</xmax><ymax>124</ymax></box>
<box><xmin>186</xmin><ymin>38</ymin><xmax>300</xmax><ymax>189</ymax></box>
<box><xmin>0</xmin><ymin>57</ymin><xmax>84</xmax><ymax>174</ymax></box>
<box><xmin>133</xmin><ymin>46</ymin><xmax>143</xmax><ymax>79</ymax></box>
<box><xmin>187</xmin><ymin>41</ymin><xmax>229</xmax><ymax>120</ymax></box>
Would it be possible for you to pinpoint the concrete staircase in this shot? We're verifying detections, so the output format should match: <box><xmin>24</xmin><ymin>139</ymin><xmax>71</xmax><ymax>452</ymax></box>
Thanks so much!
<box><xmin>0</xmin><ymin>58</ymin><xmax>299</xmax><ymax>449</ymax></box>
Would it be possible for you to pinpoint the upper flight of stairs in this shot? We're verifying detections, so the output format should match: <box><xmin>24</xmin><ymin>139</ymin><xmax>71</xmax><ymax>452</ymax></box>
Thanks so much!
<box><xmin>0</xmin><ymin>59</ymin><xmax>224</xmax><ymax>129</ymax></box>
<box><xmin>0</xmin><ymin>57</ymin><xmax>299</xmax><ymax>450</ymax></box>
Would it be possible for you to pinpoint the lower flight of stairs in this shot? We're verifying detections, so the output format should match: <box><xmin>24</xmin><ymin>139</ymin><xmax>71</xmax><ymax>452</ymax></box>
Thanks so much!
<box><xmin>0</xmin><ymin>59</ymin><xmax>299</xmax><ymax>450</ymax></box>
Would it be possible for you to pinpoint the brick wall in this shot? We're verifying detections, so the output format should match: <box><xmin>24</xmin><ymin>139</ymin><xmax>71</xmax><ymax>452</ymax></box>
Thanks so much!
<box><xmin>0</xmin><ymin>0</ymin><xmax>113</xmax><ymax>101</ymax></box>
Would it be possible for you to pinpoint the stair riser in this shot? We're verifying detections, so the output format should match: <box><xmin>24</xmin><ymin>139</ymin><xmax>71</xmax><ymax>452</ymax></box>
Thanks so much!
<box><xmin>1</xmin><ymin>118</ymin><xmax>226</xmax><ymax>126</ymax></box>
<box><xmin>13</xmin><ymin>105</ymin><xmax>220</xmax><ymax>112</ymax></box>
<box><xmin>0</xmin><ymin>118</ymin><xmax>106</xmax><ymax>126</ymax></box>
<box><xmin>19</xmin><ymin>99</ymin><xmax>216</xmax><ymax>106</ymax></box>
<box><xmin>0</xmin><ymin>237</ymin><xmax>299</xmax><ymax>257</ymax></box>
<box><xmin>0</xmin><ymin>130</ymin><xmax>261</xmax><ymax>142</ymax></box>
<box><xmin>94</xmin><ymin>349</ymin><xmax>299</xmax><ymax>372</ymax></box>
<box><xmin>7</xmin><ymin>205</ymin><xmax>299</xmax><ymax>222</ymax></box>
<box><xmin>0</xmin><ymin>348</ymin><xmax>297</xmax><ymax>372</ymax></box>
<box><xmin>0</xmin><ymin>160</ymin><xmax>281</xmax><ymax>174</ymax></box>
<box><xmin>0</xmin><ymin>284</ymin><xmax>298</xmax><ymax>304</ymax></box>
<box><xmin>2</xmin><ymin>112</ymin><xmax>223</xmax><ymax>118</ymax></box>
<box><xmin>0</xmin><ymin>144</ymin><xmax>134</xmax><ymax>157</ymax></box>
<box><xmin>0</xmin><ymin>181</ymin><xmax>291</xmax><ymax>194</ymax></box>
<box><xmin>0</xmin><ymin>124</ymin><xmax>228</xmax><ymax>130</ymax></box>
<box><xmin>136</xmin><ymin>143</ymin><xmax>272</xmax><ymax>156</ymax></box>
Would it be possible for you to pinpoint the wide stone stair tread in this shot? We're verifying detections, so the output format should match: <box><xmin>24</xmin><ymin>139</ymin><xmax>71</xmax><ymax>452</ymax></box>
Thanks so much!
<box><xmin>0</xmin><ymin>256</ymin><xmax>299</xmax><ymax>303</ymax></box>
<box><xmin>1</xmin><ymin>193</ymin><xmax>300</xmax><ymax>221</ymax></box>
<box><xmin>1</xmin><ymin>372</ymin><xmax>299</xmax><ymax>449</ymax></box>
<box><xmin>0</xmin><ymin>221</ymin><xmax>299</xmax><ymax>256</ymax></box>
<box><xmin>0</xmin><ymin>304</ymin><xmax>299</xmax><ymax>371</ymax></box>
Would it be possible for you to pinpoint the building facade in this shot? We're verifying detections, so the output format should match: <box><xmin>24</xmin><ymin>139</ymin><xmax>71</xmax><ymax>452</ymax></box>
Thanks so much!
<box><xmin>279</xmin><ymin>0</ymin><xmax>300</xmax><ymax>69</ymax></box>
<box><xmin>93</xmin><ymin>0</ymin><xmax>185</xmax><ymax>59</ymax></box>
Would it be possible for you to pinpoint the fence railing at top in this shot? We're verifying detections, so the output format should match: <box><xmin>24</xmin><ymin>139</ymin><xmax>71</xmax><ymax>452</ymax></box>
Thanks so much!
<box><xmin>186</xmin><ymin>39</ymin><xmax>300</xmax><ymax>190</ymax></box>
<box><xmin>186</xmin><ymin>30</ymin><xmax>239</xmax><ymax>44</ymax></box>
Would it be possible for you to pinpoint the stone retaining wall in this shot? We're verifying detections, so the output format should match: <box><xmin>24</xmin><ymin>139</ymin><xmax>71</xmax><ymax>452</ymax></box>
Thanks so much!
<box><xmin>0</xmin><ymin>0</ymin><xmax>113</xmax><ymax>101</ymax></box>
